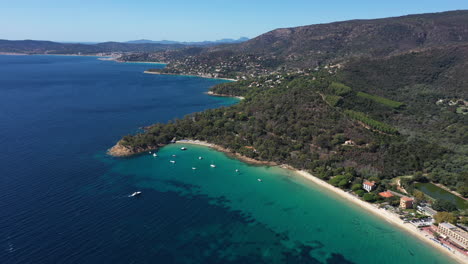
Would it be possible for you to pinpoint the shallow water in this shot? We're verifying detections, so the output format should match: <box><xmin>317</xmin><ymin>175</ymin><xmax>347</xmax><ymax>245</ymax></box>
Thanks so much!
<box><xmin>0</xmin><ymin>55</ymin><xmax>455</xmax><ymax>264</ymax></box>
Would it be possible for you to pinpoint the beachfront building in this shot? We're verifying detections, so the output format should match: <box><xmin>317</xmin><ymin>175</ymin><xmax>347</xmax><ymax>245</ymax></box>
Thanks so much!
<box><xmin>400</xmin><ymin>197</ymin><xmax>414</xmax><ymax>209</ymax></box>
<box><xmin>363</xmin><ymin>181</ymin><xmax>376</xmax><ymax>192</ymax></box>
<box><xmin>379</xmin><ymin>191</ymin><xmax>394</xmax><ymax>198</ymax></box>
<box><xmin>417</xmin><ymin>205</ymin><xmax>437</xmax><ymax>217</ymax></box>
<box><xmin>438</xmin><ymin>222</ymin><xmax>468</xmax><ymax>250</ymax></box>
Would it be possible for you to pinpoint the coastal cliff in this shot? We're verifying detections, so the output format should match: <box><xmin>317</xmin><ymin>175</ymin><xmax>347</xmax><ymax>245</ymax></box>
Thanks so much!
<box><xmin>107</xmin><ymin>140</ymin><xmax>159</xmax><ymax>157</ymax></box>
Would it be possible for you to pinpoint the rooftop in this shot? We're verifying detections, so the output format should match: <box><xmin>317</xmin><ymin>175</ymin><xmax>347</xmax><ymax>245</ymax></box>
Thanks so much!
<box><xmin>440</xmin><ymin>222</ymin><xmax>468</xmax><ymax>240</ymax></box>
<box><xmin>401</xmin><ymin>196</ymin><xmax>413</xmax><ymax>202</ymax></box>
<box><xmin>379</xmin><ymin>191</ymin><xmax>394</xmax><ymax>198</ymax></box>
<box><xmin>440</xmin><ymin>222</ymin><xmax>457</xmax><ymax>229</ymax></box>
<box><xmin>363</xmin><ymin>181</ymin><xmax>376</xmax><ymax>186</ymax></box>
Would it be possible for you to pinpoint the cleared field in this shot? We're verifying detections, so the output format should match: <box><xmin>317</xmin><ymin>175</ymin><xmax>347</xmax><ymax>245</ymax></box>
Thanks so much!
<box><xmin>357</xmin><ymin>91</ymin><xmax>404</xmax><ymax>109</ymax></box>
<box><xmin>345</xmin><ymin>110</ymin><xmax>399</xmax><ymax>134</ymax></box>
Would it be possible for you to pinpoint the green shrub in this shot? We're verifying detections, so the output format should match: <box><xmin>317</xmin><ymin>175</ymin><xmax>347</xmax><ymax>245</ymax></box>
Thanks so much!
<box><xmin>363</xmin><ymin>193</ymin><xmax>377</xmax><ymax>202</ymax></box>
<box><xmin>355</xmin><ymin>190</ymin><xmax>365</xmax><ymax>197</ymax></box>
<box><xmin>351</xmin><ymin>184</ymin><xmax>362</xmax><ymax>191</ymax></box>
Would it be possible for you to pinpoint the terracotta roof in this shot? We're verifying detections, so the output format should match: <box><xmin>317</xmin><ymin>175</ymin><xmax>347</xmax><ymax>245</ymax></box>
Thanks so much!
<box><xmin>363</xmin><ymin>181</ymin><xmax>376</xmax><ymax>186</ymax></box>
<box><xmin>401</xmin><ymin>196</ymin><xmax>413</xmax><ymax>201</ymax></box>
<box><xmin>379</xmin><ymin>191</ymin><xmax>394</xmax><ymax>198</ymax></box>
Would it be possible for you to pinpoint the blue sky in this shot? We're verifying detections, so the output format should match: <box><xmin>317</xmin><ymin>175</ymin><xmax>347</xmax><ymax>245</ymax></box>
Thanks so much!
<box><xmin>1</xmin><ymin>0</ymin><xmax>467</xmax><ymax>42</ymax></box>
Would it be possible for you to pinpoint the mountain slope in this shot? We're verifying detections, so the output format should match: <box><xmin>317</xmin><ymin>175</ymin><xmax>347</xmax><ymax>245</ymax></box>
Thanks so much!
<box><xmin>125</xmin><ymin>37</ymin><xmax>249</xmax><ymax>45</ymax></box>
<box><xmin>128</xmin><ymin>10</ymin><xmax>468</xmax><ymax>78</ymax></box>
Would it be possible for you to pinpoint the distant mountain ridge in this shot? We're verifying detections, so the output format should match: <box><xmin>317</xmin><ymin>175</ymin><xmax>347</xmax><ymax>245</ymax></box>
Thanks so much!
<box><xmin>125</xmin><ymin>37</ymin><xmax>249</xmax><ymax>45</ymax></box>
<box><xmin>0</xmin><ymin>37</ymin><xmax>250</xmax><ymax>55</ymax></box>
<box><xmin>125</xmin><ymin>10</ymin><xmax>468</xmax><ymax>78</ymax></box>
<box><xmin>0</xmin><ymin>39</ymin><xmax>186</xmax><ymax>55</ymax></box>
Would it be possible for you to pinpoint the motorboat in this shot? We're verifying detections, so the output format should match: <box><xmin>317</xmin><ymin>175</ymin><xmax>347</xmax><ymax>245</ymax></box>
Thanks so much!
<box><xmin>181</xmin><ymin>147</ymin><xmax>187</xmax><ymax>150</ymax></box>
<box><xmin>153</xmin><ymin>153</ymin><xmax>157</xmax><ymax>157</ymax></box>
<box><xmin>129</xmin><ymin>191</ymin><xmax>142</xmax><ymax>197</ymax></box>
<box><xmin>257</xmin><ymin>179</ymin><xmax>262</xmax><ymax>182</ymax></box>
<box><xmin>210</xmin><ymin>164</ymin><xmax>216</xmax><ymax>168</ymax></box>
<box><xmin>170</xmin><ymin>160</ymin><xmax>176</xmax><ymax>164</ymax></box>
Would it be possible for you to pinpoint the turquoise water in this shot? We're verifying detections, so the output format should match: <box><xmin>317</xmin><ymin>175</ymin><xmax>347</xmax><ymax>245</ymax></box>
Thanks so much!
<box><xmin>104</xmin><ymin>144</ymin><xmax>455</xmax><ymax>264</ymax></box>
<box><xmin>0</xmin><ymin>55</ymin><xmax>455</xmax><ymax>263</ymax></box>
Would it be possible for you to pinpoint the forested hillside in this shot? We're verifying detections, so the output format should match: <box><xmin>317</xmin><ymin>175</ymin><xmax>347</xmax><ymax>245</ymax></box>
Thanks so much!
<box><xmin>123</xmin><ymin>10</ymin><xmax>468</xmax><ymax>78</ymax></box>
<box><xmin>112</xmin><ymin>11</ymin><xmax>468</xmax><ymax>199</ymax></box>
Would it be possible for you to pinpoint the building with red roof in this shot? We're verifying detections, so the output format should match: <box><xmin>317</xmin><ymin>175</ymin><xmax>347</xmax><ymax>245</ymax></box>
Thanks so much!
<box><xmin>400</xmin><ymin>196</ymin><xmax>414</xmax><ymax>209</ymax></box>
<box><xmin>379</xmin><ymin>191</ymin><xmax>394</xmax><ymax>198</ymax></box>
<box><xmin>363</xmin><ymin>181</ymin><xmax>376</xmax><ymax>192</ymax></box>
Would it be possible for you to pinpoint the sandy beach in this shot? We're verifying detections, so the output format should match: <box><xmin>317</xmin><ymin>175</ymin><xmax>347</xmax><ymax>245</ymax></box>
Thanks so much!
<box><xmin>176</xmin><ymin>139</ymin><xmax>467</xmax><ymax>264</ymax></box>
<box><xmin>294</xmin><ymin>170</ymin><xmax>467</xmax><ymax>264</ymax></box>
<box><xmin>176</xmin><ymin>139</ymin><xmax>276</xmax><ymax>166</ymax></box>
<box><xmin>206</xmin><ymin>91</ymin><xmax>245</xmax><ymax>100</ymax></box>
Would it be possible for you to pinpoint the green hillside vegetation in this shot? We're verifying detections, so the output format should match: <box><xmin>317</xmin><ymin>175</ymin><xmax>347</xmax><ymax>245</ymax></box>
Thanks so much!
<box><xmin>344</xmin><ymin>110</ymin><xmax>399</xmax><ymax>134</ymax></box>
<box><xmin>329</xmin><ymin>82</ymin><xmax>352</xmax><ymax>96</ymax></box>
<box><xmin>324</xmin><ymin>95</ymin><xmax>342</xmax><ymax>107</ymax></box>
<box><xmin>357</xmin><ymin>92</ymin><xmax>404</xmax><ymax>109</ymax></box>
<box><xmin>119</xmin><ymin>68</ymin><xmax>464</xmax><ymax>191</ymax></box>
<box><xmin>114</xmin><ymin>12</ymin><xmax>468</xmax><ymax>199</ymax></box>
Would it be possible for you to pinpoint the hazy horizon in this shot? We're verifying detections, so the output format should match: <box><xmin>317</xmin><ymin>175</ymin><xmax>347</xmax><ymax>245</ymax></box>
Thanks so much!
<box><xmin>2</xmin><ymin>37</ymin><xmax>250</xmax><ymax>44</ymax></box>
<box><xmin>2</xmin><ymin>0</ymin><xmax>467</xmax><ymax>42</ymax></box>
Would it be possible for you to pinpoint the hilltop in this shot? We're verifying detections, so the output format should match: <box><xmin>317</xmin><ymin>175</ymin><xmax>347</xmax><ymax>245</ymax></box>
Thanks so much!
<box><xmin>123</xmin><ymin>10</ymin><xmax>468</xmax><ymax>78</ymax></box>
<box><xmin>125</xmin><ymin>37</ymin><xmax>249</xmax><ymax>46</ymax></box>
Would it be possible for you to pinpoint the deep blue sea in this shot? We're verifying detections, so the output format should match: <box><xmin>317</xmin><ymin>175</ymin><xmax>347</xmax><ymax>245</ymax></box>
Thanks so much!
<box><xmin>0</xmin><ymin>55</ymin><xmax>455</xmax><ymax>264</ymax></box>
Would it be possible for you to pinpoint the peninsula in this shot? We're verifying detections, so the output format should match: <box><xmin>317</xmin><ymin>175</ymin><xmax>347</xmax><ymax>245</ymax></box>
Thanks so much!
<box><xmin>109</xmin><ymin>10</ymin><xmax>468</xmax><ymax>262</ymax></box>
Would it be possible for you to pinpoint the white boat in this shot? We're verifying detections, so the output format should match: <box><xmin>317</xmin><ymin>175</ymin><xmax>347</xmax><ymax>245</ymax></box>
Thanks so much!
<box><xmin>170</xmin><ymin>160</ymin><xmax>176</xmax><ymax>164</ymax></box>
<box><xmin>210</xmin><ymin>164</ymin><xmax>216</xmax><ymax>168</ymax></box>
<box><xmin>257</xmin><ymin>179</ymin><xmax>262</xmax><ymax>182</ymax></box>
<box><xmin>153</xmin><ymin>153</ymin><xmax>157</xmax><ymax>157</ymax></box>
<box><xmin>129</xmin><ymin>191</ymin><xmax>142</xmax><ymax>197</ymax></box>
<box><xmin>235</xmin><ymin>169</ymin><xmax>239</xmax><ymax>172</ymax></box>
<box><xmin>198</xmin><ymin>156</ymin><xmax>203</xmax><ymax>160</ymax></box>
<box><xmin>149</xmin><ymin>151</ymin><xmax>152</xmax><ymax>154</ymax></box>
<box><xmin>181</xmin><ymin>147</ymin><xmax>187</xmax><ymax>150</ymax></box>
<box><xmin>172</xmin><ymin>154</ymin><xmax>177</xmax><ymax>157</ymax></box>
<box><xmin>192</xmin><ymin>167</ymin><xmax>197</xmax><ymax>170</ymax></box>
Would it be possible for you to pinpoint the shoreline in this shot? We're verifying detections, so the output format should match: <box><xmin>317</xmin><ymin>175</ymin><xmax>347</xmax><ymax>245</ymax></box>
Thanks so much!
<box><xmin>176</xmin><ymin>139</ymin><xmax>466</xmax><ymax>264</ymax></box>
<box><xmin>206</xmin><ymin>91</ymin><xmax>245</xmax><ymax>100</ymax></box>
<box><xmin>143</xmin><ymin>71</ymin><xmax>237</xmax><ymax>82</ymax></box>
<box><xmin>117</xmin><ymin>60</ymin><xmax>168</xmax><ymax>65</ymax></box>
<box><xmin>176</xmin><ymin>140</ymin><xmax>276</xmax><ymax>166</ymax></box>
<box><xmin>293</xmin><ymin>170</ymin><xmax>466</xmax><ymax>264</ymax></box>
<box><xmin>0</xmin><ymin>52</ymin><xmax>28</xmax><ymax>55</ymax></box>
<box><xmin>108</xmin><ymin>138</ymin><xmax>467</xmax><ymax>263</ymax></box>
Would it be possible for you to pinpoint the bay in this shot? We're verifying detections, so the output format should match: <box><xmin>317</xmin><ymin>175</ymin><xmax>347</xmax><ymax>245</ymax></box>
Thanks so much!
<box><xmin>0</xmin><ymin>55</ymin><xmax>455</xmax><ymax>264</ymax></box>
